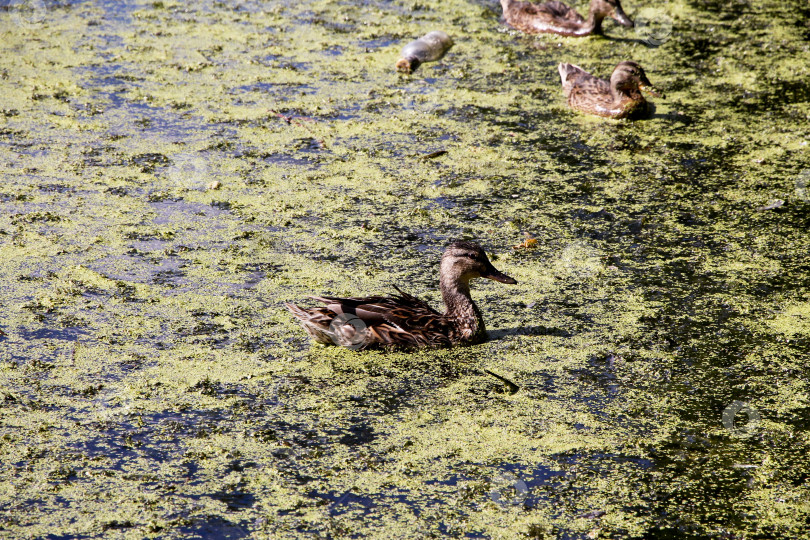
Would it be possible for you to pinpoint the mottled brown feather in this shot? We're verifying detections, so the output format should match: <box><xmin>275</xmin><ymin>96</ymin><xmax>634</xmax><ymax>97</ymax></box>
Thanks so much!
<box><xmin>558</xmin><ymin>61</ymin><xmax>657</xmax><ymax>119</ymax></box>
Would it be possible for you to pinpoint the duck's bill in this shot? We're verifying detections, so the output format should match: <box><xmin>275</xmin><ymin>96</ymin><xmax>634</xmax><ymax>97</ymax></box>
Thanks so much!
<box><xmin>612</xmin><ymin>8</ymin><xmax>634</xmax><ymax>28</ymax></box>
<box><xmin>637</xmin><ymin>71</ymin><xmax>663</xmax><ymax>97</ymax></box>
<box><xmin>483</xmin><ymin>267</ymin><xmax>517</xmax><ymax>285</ymax></box>
<box><xmin>640</xmin><ymin>84</ymin><xmax>663</xmax><ymax>98</ymax></box>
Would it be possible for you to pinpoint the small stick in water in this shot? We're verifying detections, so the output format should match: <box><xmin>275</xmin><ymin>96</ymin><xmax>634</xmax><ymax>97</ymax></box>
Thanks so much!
<box><xmin>269</xmin><ymin>109</ymin><xmax>327</xmax><ymax>149</ymax></box>
<box><xmin>421</xmin><ymin>150</ymin><xmax>447</xmax><ymax>160</ymax></box>
<box><xmin>396</xmin><ymin>31</ymin><xmax>454</xmax><ymax>73</ymax></box>
<box><xmin>483</xmin><ymin>369</ymin><xmax>520</xmax><ymax>394</ymax></box>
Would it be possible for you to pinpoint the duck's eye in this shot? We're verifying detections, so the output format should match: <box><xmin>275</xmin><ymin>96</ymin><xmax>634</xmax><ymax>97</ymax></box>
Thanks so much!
<box><xmin>464</xmin><ymin>253</ymin><xmax>477</xmax><ymax>259</ymax></box>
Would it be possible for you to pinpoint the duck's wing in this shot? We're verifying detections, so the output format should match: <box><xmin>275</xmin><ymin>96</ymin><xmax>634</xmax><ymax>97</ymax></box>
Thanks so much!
<box><xmin>536</xmin><ymin>1</ymin><xmax>585</xmax><ymax>23</ymax></box>
<box><xmin>309</xmin><ymin>295</ymin><xmax>394</xmax><ymax>326</ymax></box>
<box><xmin>559</xmin><ymin>63</ymin><xmax>611</xmax><ymax>108</ymax></box>
<box><xmin>559</xmin><ymin>63</ymin><xmax>607</xmax><ymax>96</ymax></box>
<box><xmin>504</xmin><ymin>0</ymin><xmax>591</xmax><ymax>35</ymax></box>
<box><xmin>285</xmin><ymin>302</ymin><xmax>340</xmax><ymax>345</ymax></box>
<box><xmin>312</xmin><ymin>290</ymin><xmax>452</xmax><ymax>348</ymax></box>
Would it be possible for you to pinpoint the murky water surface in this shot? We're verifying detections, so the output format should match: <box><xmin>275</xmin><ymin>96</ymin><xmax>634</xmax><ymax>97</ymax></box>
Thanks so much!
<box><xmin>1</xmin><ymin>0</ymin><xmax>809</xmax><ymax>538</ymax></box>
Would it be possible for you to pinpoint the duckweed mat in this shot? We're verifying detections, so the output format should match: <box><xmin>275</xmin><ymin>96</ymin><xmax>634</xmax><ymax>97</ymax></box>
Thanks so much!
<box><xmin>1</xmin><ymin>0</ymin><xmax>809</xmax><ymax>538</ymax></box>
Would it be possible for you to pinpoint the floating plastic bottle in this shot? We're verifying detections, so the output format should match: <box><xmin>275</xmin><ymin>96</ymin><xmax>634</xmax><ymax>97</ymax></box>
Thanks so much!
<box><xmin>395</xmin><ymin>31</ymin><xmax>454</xmax><ymax>73</ymax></box>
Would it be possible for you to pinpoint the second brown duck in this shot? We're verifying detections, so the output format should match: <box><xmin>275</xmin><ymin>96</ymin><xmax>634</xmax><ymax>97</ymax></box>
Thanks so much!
<box><xmin>501</xmin><ymin>0</ymin><xmax>634</xmax><ymax>37</ymax></box>
<box><xmin>558</xmin><ymin>61</ymin><xmax>661</xmax><ymax>119</ymax></box>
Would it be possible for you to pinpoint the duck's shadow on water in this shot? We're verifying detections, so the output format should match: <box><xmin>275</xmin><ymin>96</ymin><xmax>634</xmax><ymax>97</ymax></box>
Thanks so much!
<box><xmin>490</xmin><ymin>325</ymin><xmax>572</xmax><ymax>339</ymax></box>
<box><xmin>650</xmin><ymin>110</ymin><xmax>693</xmax><ymax>124</ymax></box>
<box><xmin>640</xmin><ymin>103</ymin><xmax>692</xmax><ymax>124</ymax></box>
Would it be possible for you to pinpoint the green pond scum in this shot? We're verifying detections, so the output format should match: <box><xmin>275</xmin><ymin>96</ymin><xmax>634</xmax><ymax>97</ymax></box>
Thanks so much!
<box><xmin>0</xmin><ymin>0</ymin><xmax>808</xmax><ymax>538</ymax></box>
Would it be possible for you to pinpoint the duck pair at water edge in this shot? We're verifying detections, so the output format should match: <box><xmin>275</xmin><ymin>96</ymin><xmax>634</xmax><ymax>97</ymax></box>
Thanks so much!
<box><xmin>286</xmin><ymin>242</ymin><xmax>517</xmax><ymax>351</ymax></box>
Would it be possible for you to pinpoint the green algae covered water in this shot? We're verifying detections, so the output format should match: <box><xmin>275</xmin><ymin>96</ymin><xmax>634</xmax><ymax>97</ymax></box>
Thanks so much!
<box><xmin>0</xmin><ymin>0</ymin><xmax>809</xmax><ymax>538</ymax></box>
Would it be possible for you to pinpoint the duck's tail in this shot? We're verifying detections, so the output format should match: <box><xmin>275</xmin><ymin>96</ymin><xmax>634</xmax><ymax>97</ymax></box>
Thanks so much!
<box><xmin>557</xmin><ymin>62</ymin><xmax>583</xmax><ymax>84</ymax></box>
<box><xmin>284</xmin><ymin>302</ymin><xmax>309</xmax><ymax>321</ymax></box>
<box><xmin>285</xmin><ymin>303</ymin><xmax>335</xmax><ymax>345</ymax></box>
<box><xmin>558</xmin><ymin>62</ymin><xmax>586</xmax><ymax>97</ymax></box>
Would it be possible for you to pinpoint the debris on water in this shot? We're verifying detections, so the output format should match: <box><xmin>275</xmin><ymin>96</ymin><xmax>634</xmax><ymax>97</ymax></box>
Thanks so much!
<box><xmin>420</xmin><ymin>150</ymin><xmax>447</xmax><ymax>160</ymax></box>
<box><xmin>513</xmin><ymin>233</ymin><xmax>538</xmax><ymax>249</ymax></box>
<box><xmin>396</xmin><ymin>31</ymin><xmax>454</xmax><ymax>73</ymax></box>
<box><xmin>208</xmin><ymin>180</ymin><xmax>221</xmax><ymax>190</ymax></box>
<box><xmin>756</xmin><ymin>199</ymin><xmax>784</xmax><ymax>211</ymax></box>
<box><xmin>577</xmin><ymin>510</ymin><xmax>607</xmax><ymax>519</ymax></box>
<box><xmin>269</xmin><ymin>109</ymin><xmax>327</xmax><ymax>149</ymax></box>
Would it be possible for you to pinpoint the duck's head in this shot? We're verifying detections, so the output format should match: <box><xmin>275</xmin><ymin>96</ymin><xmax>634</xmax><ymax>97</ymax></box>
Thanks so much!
<box><xmin>440</xmin><ymin>241</ymin><xmax>517</xmax><ymax>286</ymax></box>
<box><xmin>591</xmin><ymin>0</ymin><xmax>634</xmax><ymax>28</ymax></box>
<box><xmin>610</xmin><ymin>61</ymin><xmax>663</xmax><ymax>97</ymax></box>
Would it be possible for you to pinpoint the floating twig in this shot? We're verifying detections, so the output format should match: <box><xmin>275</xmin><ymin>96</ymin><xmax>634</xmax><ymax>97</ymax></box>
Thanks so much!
<box><xmin>482</xmin><ymin>369</ymin><xmax>520</xmax><ymax>394</ymax></box>
<box><xmin>421</xmin><ymin>150</ymin><xmax>447</xmax><ymax>160</ymax></box>
<box><xmin>269</xmin><ymin>108</ymin><xmax>327</xmax><ymax>149</ymax></box>
<box><xmin>756</xmin><ymin>199</ymin><xmax>784</xmax><ymax>211</ymax></box>
<box><xmin>576</xmin><ymin>510</ymin><xmax>606</xmax><ymax>520</ymax></box>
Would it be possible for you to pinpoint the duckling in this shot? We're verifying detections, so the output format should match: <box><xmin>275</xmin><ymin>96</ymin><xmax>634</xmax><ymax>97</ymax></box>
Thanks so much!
<box><xmin>396</xmin><ymin>31</ymin><xmax>454</xmax><ymax>73</ymax></box>
<box><xmin>285</xmin><ymin>241</ymin><xmax>517</xmax><ymax>350</ymax></box>
<box><xmin>558</xmin><ymin>61</ymin><xmax>662</xmax><ymax>118</ymax></box>
<box><xmin>501</xmin><ymin>0</ymin><xmax>633</xmax><ymax>37</ymax></box>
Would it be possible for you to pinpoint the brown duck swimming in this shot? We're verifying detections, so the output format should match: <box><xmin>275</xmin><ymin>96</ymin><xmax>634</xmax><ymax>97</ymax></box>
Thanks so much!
<box><xmin>285</xmin><ymin>241</ymin><xmax>517</xmax><ymax>350</ymax></box>
<box><xmin>501</xmin><ymin>0</ymin><xmax>633</xmax><ymax>37</ymax></box>
<box><xmin>558</xmin><ymin>61</ymin><xmax>661</xmax><ymax>119</ymax></box>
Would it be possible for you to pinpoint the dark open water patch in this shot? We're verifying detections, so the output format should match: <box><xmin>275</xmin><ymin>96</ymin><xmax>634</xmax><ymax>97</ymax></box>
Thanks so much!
<box><xmin>173</xmin><ymin>516</ymin><xmax>253</xmax><ymax>539</ymax></box>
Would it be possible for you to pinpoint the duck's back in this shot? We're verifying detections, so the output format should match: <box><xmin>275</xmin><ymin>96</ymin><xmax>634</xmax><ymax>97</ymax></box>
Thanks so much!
<box><xmin>538</xmin><ymin>1</ymin><xmax>584</xmax><ymax>22</ymax></box>
<box><xmin>558</xmin><ymin>63</ymin><xmax>624</xmax><ymax>116</ymax></box>
<box><xmin>503</xmin><ymin>0</ymin><xmax>585</xmax><ymax>34</ymax></box>
<box><xmin>302</xmin><ymin>290</ymin><xmax>454</xmax><ymax>349</ymax></box>
<box><xmin>558</xmin><ymin>63</ymin><xmax>606</xmax><ymax>95</ymax></box>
